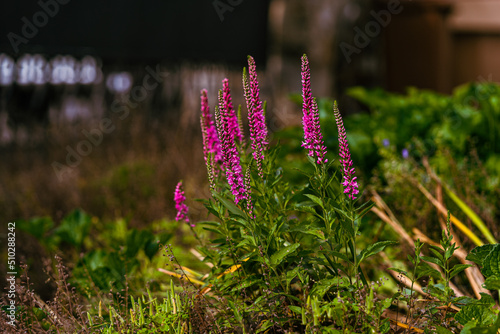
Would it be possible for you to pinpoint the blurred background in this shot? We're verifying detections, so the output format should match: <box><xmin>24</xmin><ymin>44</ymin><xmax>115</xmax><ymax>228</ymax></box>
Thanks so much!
<box><xmin>0</xmin><ymin>0</ymin><xmax>499</xmax><ymax>224</ymax></box>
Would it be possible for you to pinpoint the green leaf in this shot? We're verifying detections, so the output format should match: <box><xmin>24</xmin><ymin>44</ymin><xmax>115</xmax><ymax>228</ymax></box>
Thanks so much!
<box><xmin>483</xmin><ymin>276</ymin><xmax>500</xmax><ymax>290</ymax></box>
<box><xmin>54</xmin><ymin>209</ymin><xmax>91</xmax><ymax>247</ymax></box>
<box><xmin>288</xmin><ymin>224</ymin><xmax>325</xmax><ymax>240</ymax></box>
<box><xmin>236</xmin><ymin>276</ymin><xmax>262</xmax><ymax>290</ymax></box>
<box><xmin>357</xmin><ymin>241</ymin><xmax>398</xmax><ymax>264</ymax></box>
<box><xmin>202</xmin><ymin>227</ymin><xmax>224</xmax><ymax>235</ymax></box>
<box><xmin>435</xmin><ymin>326</ymin><xmax>453</xmax><ymax>334</ymax></box>
<box><xmin>126</xmin><ymin>229</ymin><xmax>153</xmax><ymax>258</ymax></box>
<box><xmin>17</xmin><ymin>217</ymin><xmax>54</xmax><ymax>240</ymax></box>
<box><xmin>212</xmin><ymin>192</ymin><xmax>245</xmax><ymax>218</ymax></box>
<box><xmin>420</xmin><ymin>255</ymin><xmax>444</xmax><ymax>268</ymax></box>
<box><xmin>270</xmin><ymin>243</ymin><xmax>300</xmax><ymax>267</ymax></box>
<box><xmin>482</xmin><ymin>246</ymin><xmax>500</xmax><ymax>278</ymax></box>
<box><xmin>310</xmin><ymin>277</ymin><xmax>348</xmax><ymax>299</ymax></box>
<box><xmin>466</xmin><ymin>244</ymin><xmax>498</xmax><ymax>267</ymax></box>
<box><xmin>416</xmin><ymin>262</ymin><xmax>442</xmax><ymax>280</ymax></box>
<box><xmin>455</xmin><ymin>305</ymin><xmax>497</xmax><ymax>326</ymax></box>
<box><xmin>294</xmin><ymin>202</ymin><xmax>317</xmax><ymax>214</ymax></box>
<box><xmin>443</xmin><ymin>185</ymin><xmax>497</xmax><ymax>244</ymax></box>
<box><xmin>449</xmin><ymin>264</ymin><xmax>473</xmax><ymax>279</ymax></box>
<box><xmin>304</xmin><ymin>194</ymin><xmax>324</xmax><ymax>209</ymax></box>
<box><xmin>328</xmin><ymin>251</ymin><xmax>351</xmax><ymax>263</ymax></box>
<box><xmin>355</xmin><ymin>201</ymin><xmax>375</xmax><ymax>219</ymax></box>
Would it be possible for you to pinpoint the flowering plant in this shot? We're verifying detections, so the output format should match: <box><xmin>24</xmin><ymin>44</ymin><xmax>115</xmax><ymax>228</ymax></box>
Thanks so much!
<box><xmin>169</xmin><ymin>54</ymin><xmax>400</xmax><ymax>332</ymax></box>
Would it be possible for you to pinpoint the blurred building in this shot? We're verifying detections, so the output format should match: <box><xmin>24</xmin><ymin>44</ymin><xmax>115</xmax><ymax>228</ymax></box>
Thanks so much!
<box><xmin>1</xmin><ymin>0</ymin><xmax>499</xmax><ymax>144</ymax></box>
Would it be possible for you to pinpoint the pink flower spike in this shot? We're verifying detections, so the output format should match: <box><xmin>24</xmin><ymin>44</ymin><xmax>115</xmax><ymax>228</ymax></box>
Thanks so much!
<box><xmin>200</xmin><ymin>89</ymin><xmax>223</xmax><ymax>167</ymax></box>
<box><xmin>334</xmin><ymin>102</ymin><xmax>359</xmax><ymax>200</ymax></box>
<box><xmin>222</xmin><ymin>78</ymin><xmax>243</xmax><ymax>143</ymax></box>
<box><xmin>217</xmin><ymin>84</ymin><xmax>247</xmax><ymax>204</ymax></box>
<box><xmin>244</xmin><ymin>56</ymin><xmax>268</xmax><ymax>178</ymax></box>
<box><xmin>174</xmin><ymin>181</ymin><xmax>190</xmax><ymax>223</ymax></box>
<box><xmin>301</xmin><ymin>54</ymin><xmax>327</xmax><ymax>164</ymax></box>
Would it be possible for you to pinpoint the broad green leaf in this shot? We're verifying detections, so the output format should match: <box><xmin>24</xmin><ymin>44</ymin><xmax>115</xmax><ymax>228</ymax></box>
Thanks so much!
<box><xmin>467</xmin><ymin>244</ymin><xmax>498</xmax><ymax>267</ymax></box>
<box><xmin>482</xmin><ymin>246</ymin><xmax>500</xmax><ymax>278</ymax></box>
<box><xmin>126</xmin><ymin>229</ymin><xmax>152</xmax><ymax>258</ymax></box>
<box><xmin>270</xmin><ymin>243</ymin><xmax>300</xmax><ymax>267</ymax></box>
<box><xmin>467</xmin><ymin>315</ymin><xmax>500</xmax><ymax>334</ymax></box>
<box><xmin>455</xmin><ymin>305</ymin><xmax>497</xmax><ymax>326</ymax></box>
<box><xmin>435</xmin><ymin>326</ymin><xmax>453</xmax><ymax>334</ymax></box>
<box><xmin>483</xmin><ymin>276</ymin><xmax>500</xmax><ymax>290</ymax></box>
<box><xmin>54</xmin><ymin>209</ymin><xmax>91</xmax><ymax>247</ymax></box>
<box><xmin>17</xmin><ymin>217</ymin><xmax>54</xmax><ymax>240</ymax></box>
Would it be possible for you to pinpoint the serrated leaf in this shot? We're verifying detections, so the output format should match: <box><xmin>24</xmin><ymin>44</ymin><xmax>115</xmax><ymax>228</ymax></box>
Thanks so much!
<box><xmin>270</xmin><ymin>243</ymin><xmax>300</xmax><ymax>267</ymax></box>
<box><xmin>483</xmin><ymin>276</ymin><xmax>500</xmax><ymax>290</ymax></box>
<box><xmin>482</xmin><ymin>246</ymin><xmax>500</xmax><ymax>278</ymax></box>
<box><xmin>466</xmin><ymin>244</ymin><xmax>498</xmax><ymax>267</ymax></box>
<box><xmin>455</xmin><ymin>305</ymin><xmax>497</xmax><ymax>326</ymax></box>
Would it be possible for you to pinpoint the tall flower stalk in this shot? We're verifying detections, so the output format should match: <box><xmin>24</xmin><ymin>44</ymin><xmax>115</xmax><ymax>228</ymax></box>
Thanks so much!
<box><xmin>200</xmin><ymin>89</ymin><xmax>223</xmax><ymax>168</ymax></box>
<box><xmin>243</xmin><ymin>55</ymin><xmax>268</xmax><ymax>178</ymax></box>
<box><xmin>334</xmin><ymin>102</ymin><xmax>359</xmax><ymax>200</ymax></box>
<box><xmin>221</xmin><ymin>79</ymin><xmax>243</xmax><ymax>143</ymax></box>
<box><xmin>217</xmin><ymin>80</ymin><xmax>248</xmax><ymax>204</ymax></box>
<box><xmin>301</xmin><ymin>54</ymin><xmax>327</xmax><ymax>164</ymax></box>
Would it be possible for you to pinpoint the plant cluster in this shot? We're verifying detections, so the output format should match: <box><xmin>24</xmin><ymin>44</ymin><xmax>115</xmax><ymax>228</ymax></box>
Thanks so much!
<box><xmin>3</xmin><ymin>55</ymin><xmax>500</xmax><ymax>333</ymax></box>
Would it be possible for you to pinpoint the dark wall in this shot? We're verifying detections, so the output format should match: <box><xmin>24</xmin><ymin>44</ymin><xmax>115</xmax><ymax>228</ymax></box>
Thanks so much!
<box><xmin>0</xmin><ymin>0</ymin><xmax>269</xmax><ymax>66</ymax></box>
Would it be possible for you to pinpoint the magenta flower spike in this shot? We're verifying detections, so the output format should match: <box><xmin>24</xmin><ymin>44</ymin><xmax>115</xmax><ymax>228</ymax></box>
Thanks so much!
<box><xmin>301</xmin><ymin>54</ymin><xmax>328</xmax><ymax>164</ymax></box>
<box><xmin>174</xmin><ymin>181</ymin><xmax>193</xmax><ymax>225</ymax></box>
<box><xmin>334</xmin><ymin>102</ymin><xmax>359</xmax><ymax>200</ymax></box>
<box><xmin>222</xmin><ymin>78</ymin><xmax>243</xmax><ymax>143</ymax></box>
<box><xmin>218</xmin><ymin>82</ymin><xmax>247</xmax><ymax>204</ymax></box>
<box><xmin>244</xmin><ymin>56</ymin><xmax>268</xmax><ymax>178</ymax></box>
<box><xmin>200</xmin><ymin>89</ymin><xmax>223</xmax><ymax>166</ymax></box>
